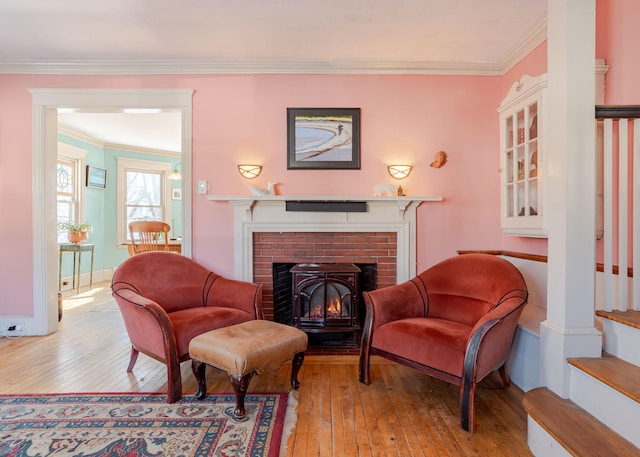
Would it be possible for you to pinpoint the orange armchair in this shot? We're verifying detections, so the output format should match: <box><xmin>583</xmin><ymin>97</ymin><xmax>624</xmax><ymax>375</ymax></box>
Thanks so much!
<box><xmin>359</xmin><ymin>253</ymin><xmax>528</xmax><ymax>432</ymax></box>
<box><xmin>111</xmin><ymin>251</ymin><xmax>263</xmax><ymax>403</ymax></box>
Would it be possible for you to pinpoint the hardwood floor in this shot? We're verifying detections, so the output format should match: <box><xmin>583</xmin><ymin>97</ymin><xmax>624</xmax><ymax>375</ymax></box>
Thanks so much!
<box><xmin>0</xmin><ymin>282</ymin><xmax>532</xmax><ymax>456</ymax></box>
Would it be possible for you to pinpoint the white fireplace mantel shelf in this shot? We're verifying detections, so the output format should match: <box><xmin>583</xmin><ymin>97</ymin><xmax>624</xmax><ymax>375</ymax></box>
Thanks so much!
<box><xmin>207</xmin><ymin>195</ymin><xmax>444</xmax><ymax>282</ymax></box>
<box><xmin>207</xmin><ymin>195</ymin><xmax>443</xmax><ymax>219</ymax></box>
<box><xmin>207</xmin><ymin>195</ymin><xmax>443</xmax><ymax>201</ymax></box>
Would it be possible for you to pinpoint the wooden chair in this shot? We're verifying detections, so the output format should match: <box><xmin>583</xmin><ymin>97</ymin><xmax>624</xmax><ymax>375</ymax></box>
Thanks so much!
<box><xmin>129</xmin><ymin>221</ymin><xmax>171</xmax><ymax>255</ymax></box>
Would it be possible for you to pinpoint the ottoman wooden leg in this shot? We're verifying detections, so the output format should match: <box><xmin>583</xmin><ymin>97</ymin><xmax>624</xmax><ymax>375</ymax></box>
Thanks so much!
<box><xmin>230</xmin><ymin>372</ymin><xmax>255</xmax><ymax>418</ymax></box>
<box><xmin>192</xmin><ymin>359</ymin><xmax>208</xmax><ymax>400</ymax></box>
<box><xmin>291</xmin><ymin>351</ymin><xmax>305</xmax><ymax>389</ymax></box>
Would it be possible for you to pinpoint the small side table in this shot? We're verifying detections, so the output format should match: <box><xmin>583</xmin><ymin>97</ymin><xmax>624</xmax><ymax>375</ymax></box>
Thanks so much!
<box><xmin>58</xmin><ymin>243</ymin><xmax>95</xmax><ymax>294</ymax></box>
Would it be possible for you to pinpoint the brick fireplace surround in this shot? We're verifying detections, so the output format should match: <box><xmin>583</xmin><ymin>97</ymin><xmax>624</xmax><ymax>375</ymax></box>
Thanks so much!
<box><xmin>208</xmin><ymin>195</ymin><xmax>443</xmax><ymax>320</ymax></box>
<box><xmin>254</xmin><ymin>231</ymin><xmax>397</xmax><ymax>320</ymax></box>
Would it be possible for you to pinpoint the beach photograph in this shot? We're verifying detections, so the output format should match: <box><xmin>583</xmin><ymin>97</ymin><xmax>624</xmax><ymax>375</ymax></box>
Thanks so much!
<box><xmin>294</xmin><ymin>116</ymin><xmax>353</xmax><ymax>161</ymax></box>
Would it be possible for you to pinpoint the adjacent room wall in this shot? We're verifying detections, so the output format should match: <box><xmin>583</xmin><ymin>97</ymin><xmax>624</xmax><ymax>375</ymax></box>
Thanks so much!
<box><xmin>57</xmin><ymin>133</ymin><xmax>182</xmax><ymax>282</ymax></box>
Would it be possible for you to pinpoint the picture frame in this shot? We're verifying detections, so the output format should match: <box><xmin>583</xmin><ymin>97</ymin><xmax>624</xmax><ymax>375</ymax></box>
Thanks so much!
<box><xmin>86</xmin><ymin>165</ymin><xmax>107</xmax><ymax>189</ymax></box>
<box><xmin>172</xmin><ymin>188</ymin><xmax>182</xmax><ymax>200</ymax></box>
<box><xmin>287</xmin><ymin>108</ymin><xmax>361</xmax><ymax>169</ymax></box>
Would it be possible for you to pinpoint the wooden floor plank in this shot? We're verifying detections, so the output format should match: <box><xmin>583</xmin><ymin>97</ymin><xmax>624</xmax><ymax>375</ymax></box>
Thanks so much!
<box><xmin>402</xmin><ymin>367</ymin><xmax>472</xmax><ymax>457</ymax></box>
<box><xmin>329</xmin><ymin>364</ymin><xmax>347</xmax><ymax>457</ymax></box>
<box><xmin>319</xmin><ymin>364</ymin><xmax>334</xmax><ymax>457</ymax></box>
<box><xmin>375</xmin><ymin>364</ymin><xmax>416</xmax><ymax>456</ymax></box>
<box><xmin>363</xmin><ymin>364</ymin><xmax>395</xmax><ymax>456</ymax></box>
<box><xmin>387</xmin><ymin>364</ymin><xmax>435</xmax><ymax>457</ymax></box>
<box><xmin>0</xmin><ymin>282</ymin><xmax>533</xmax><ymax>457</ymax></box>
<box><xmin>304</xmin><ymin>362</ymin><xmax>323</xmax><ymax>456</ymax></box>
<box><xmin>346</xmin><ymin>359</ymin><xmax>374</xmax><ymax>457</ymax></box>
<box><xmin>339</xmin><ymin>364</ymin><xmax>360</xmax><ymax>457</ymax></box>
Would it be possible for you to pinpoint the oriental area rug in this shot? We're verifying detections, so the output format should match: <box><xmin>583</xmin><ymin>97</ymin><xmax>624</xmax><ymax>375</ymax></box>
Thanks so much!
<box><xmin>0</xmin><ymin>392</ymin><xmax>295</xmax><ymax>457</ymax></box>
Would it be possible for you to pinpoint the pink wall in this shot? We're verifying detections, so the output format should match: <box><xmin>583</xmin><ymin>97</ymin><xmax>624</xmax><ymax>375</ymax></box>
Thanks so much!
<box><xmin>187</xmin><ymin>74</ymin><xmax>507</xmax><ymax>274</ymax></box>
<box><xmin>0</xmin><ymin>73</ymin><xmax>507</xmax><ymax>316</ymax></box>
<box><xmin>597</xmin><ymin>0</ymin><xmax>640</xmax><ymax>104</ymax></box>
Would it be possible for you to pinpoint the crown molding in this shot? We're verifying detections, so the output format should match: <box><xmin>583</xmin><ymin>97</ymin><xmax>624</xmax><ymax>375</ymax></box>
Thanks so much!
<box><xmin>500</xmin><ymin>19</ymin><xmax>547</xmax><ymax>74</ymax></box>
<box><xmin>104</xmin><ymin>142</ymin><xmax>180</xmax><ymax>157</ymax></box>
<box><xmin>58</xmin><ymin>125</ymin><xmax>105</xmax><ymax>148</ymax></box>
<box><xmin>1</xmin><ymin>59</ymin><xmax>507</xmax><ymax>76</ymax></box>
<box><xmin>1</xmin><ymin>23</ymin><xmax>549</xmax><ymax>77</ymax></box>
<box><xmin>58</xmin><ymin>125</ymin><xmax>179</xmax><ymax>157</ymax></box>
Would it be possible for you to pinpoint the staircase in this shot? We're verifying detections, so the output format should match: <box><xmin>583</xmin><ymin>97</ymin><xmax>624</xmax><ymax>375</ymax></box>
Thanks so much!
<box><xmin>523</xmin><ymin>311</ymin><xmax>640</xmax><ymax>456</ymax></box>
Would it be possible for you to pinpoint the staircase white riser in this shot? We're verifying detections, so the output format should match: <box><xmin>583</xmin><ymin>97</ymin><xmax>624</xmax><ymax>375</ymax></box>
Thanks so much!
<box><xmin>569</xmin><ymin>366</ymin><xmax>640</xmax><ymax>447</ymax></box>
<box><xmin>601</xmin><ymin>319</ymin><xmax>640</xmax><ymax>366</ymax></box>
<box><xmin>527</xmin><ymin>417</ymin><xmax>573</xmax><ymax>457</ymax></box>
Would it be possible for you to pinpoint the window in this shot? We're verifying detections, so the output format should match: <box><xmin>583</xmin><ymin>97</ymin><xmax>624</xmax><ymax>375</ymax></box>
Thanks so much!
<box><xmin>57</xmin><ymin>143</ymin><xmax>86</xmax><ymax>243</ymax></box>
<box><xmin>125</xmin><ymin>170</ymin><xmax>163</xmax><ymax>229</ymax></box>
<box><xmin>117</xmin><ymin>158</ymin><xmax>172</xmax><ymax>244</ymax></box>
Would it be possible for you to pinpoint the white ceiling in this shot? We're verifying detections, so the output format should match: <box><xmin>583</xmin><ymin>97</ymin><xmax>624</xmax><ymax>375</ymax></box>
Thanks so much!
<box><xmin>2</xmin><ymin>0</ymin><xmax>547</xmax><ymax>152</ymax></box>
<box><xmin>58</xmin><ymin>110</ymin><xmax>183</xmax><ymax>153</ymax></box>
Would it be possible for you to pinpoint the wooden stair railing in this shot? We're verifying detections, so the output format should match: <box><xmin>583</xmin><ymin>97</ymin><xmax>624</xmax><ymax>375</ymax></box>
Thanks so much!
<box><xmin>597</xmin><ymin>106</ymin><xmax>640</xmax><ymax>312</ymax></box>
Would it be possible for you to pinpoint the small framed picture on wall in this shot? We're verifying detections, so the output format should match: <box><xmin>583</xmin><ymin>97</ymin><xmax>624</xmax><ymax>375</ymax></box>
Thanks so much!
<box><xmin>86</xmin><ymin>166</ymin><xmax>107</xmax><ymax>189</ymax></box>
<box><xmin>172</xmin><ymin>188</ymin><xmax>182</xmax><ymax>200</ymax></box>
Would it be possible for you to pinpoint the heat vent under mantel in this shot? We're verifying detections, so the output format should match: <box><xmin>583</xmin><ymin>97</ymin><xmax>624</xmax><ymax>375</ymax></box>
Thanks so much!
<box><xmin>285</xmin><ymin>200</ymin><xmax>367</xmax><ymax>212</ymax></box>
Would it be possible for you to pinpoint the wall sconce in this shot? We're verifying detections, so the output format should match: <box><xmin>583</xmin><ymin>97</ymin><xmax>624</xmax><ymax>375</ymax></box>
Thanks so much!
<box><xmin>387</xmin><ymin>164</ymin><xmax>413</xmax><ymax>179</ymax></box>
<box><xmin>168</xmin><ymin>163</ymin><xmax>182</xmax><ymax>180</ymax></box>
<box><xmin>238</xmin><ymin>164</ymin><xmax>263</xmax><ymax>179</ymax></box>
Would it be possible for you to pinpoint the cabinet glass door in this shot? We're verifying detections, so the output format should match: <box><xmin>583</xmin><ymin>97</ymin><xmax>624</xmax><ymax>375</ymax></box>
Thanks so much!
<box><xmin>504</xmin><ymin>101</ymin><xmax>539</xmax><ymax>219</ymax></box>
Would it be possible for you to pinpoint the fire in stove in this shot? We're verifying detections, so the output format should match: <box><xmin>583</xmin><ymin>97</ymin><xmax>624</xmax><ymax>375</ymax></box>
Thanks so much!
<box><xmin>304</xmin><ymin>295</ymin><xmax>348</xmax><ymax>319</ymax></box>
<box><xmin>326</xmin><ymin>297</ymin><xmax>342</xmax><ymax>318</ymax></box>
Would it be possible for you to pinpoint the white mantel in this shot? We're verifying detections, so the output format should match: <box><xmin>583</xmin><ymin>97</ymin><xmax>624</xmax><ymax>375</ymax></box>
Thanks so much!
<box><xmin>207</xmin><ymin>195</ymin><xmax>443</xmax><ymax>283</ymax></box>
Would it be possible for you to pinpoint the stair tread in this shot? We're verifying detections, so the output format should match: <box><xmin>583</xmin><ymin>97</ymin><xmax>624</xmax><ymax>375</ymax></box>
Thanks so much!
<box><xmin>523</xmin><ymin>387</ymin><xmax>639</xmax><ymax>457</ymax></box>
<box><xmin>596</xmin><ymin>309</ymin><xmax>640</xmax><ymax>329</ymax></box>
<box><xmin>568</xmin><ymin>353</ymin><xmax>640</xmax><ymax>403</ymax></box>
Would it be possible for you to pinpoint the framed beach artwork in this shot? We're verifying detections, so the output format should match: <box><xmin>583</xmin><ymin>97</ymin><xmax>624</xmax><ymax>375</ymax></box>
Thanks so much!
<box><xmin>287</xmin><ymin>108</ymin><xmax>361</xmax><ymax>169</ymax></box>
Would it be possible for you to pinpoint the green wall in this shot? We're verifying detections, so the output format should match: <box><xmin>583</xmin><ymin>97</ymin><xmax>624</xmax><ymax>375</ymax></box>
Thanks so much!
<box><xmin>58</xmin><ymin>133</ymin><xmax>181</xmax><ymax>282</ymax></box>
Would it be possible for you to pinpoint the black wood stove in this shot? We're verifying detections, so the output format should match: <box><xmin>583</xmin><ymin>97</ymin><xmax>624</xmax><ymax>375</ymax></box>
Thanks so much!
<box><xmin>290</xmin><ymin>263</ymin><xmax>361</xmax><ymax>335</ymax></box>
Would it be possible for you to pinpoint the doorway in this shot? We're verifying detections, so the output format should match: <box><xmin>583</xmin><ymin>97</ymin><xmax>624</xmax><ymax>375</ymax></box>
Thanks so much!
<box><xmin>31</xmin><ymin>89</ymin><xmax>194</xmax><ymax>335</ymax></box>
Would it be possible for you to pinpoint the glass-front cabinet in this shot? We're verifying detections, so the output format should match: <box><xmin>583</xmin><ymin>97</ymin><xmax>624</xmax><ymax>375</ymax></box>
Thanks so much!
<box><xmin>498</xmin><ymin>74</ymin><xmax>547</xmax><ymax>237</ymax></box>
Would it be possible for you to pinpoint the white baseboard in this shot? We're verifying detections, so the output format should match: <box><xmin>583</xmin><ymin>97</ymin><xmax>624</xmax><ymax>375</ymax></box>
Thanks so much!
<box><xmin>58</xmin><ymin>269</ymin><xmax>113</xmax><ymax>292</ymax></box>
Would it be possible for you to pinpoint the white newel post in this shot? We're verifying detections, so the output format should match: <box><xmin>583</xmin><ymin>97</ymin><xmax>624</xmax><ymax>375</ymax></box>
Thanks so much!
<box><xmin>542</xmin><ymin>0</ymin><xmax>601</xmax><ymax>398</ymax></box>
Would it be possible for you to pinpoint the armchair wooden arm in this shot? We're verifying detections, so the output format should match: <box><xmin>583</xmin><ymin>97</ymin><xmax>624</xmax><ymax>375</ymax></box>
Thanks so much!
<box><xmin>460</xmin><ymin>290</ymin><xmax>528</xmax><ymax>430</ymax></box>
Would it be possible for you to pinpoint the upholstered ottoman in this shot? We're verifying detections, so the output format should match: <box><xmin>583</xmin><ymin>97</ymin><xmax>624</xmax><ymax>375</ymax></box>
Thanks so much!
<box><xmin>189</xmin><ymin>320</ymin><xmax>308</xmax><ymax>417</ymax></box>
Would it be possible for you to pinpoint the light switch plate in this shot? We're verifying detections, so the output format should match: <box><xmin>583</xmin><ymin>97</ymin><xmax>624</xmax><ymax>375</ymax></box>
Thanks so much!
<box><xmin>197</xmin><ymin>180</ymin><xmax>208</xmax><ymax>194</ymax></box>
